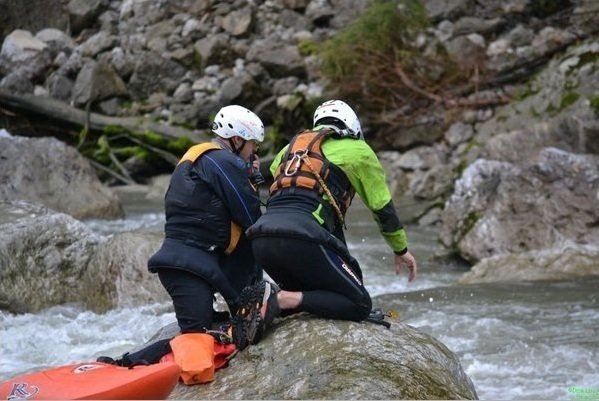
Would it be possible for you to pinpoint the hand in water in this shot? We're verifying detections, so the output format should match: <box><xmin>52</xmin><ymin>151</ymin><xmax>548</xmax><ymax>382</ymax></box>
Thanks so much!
<box><xmin>394</xmin><ymin>251</ymin><xmax>417</xmax><ymax>282</ymax></box>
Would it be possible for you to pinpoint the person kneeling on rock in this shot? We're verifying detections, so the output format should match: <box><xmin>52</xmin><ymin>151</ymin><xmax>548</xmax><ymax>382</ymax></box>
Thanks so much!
<box><xmin>235</xmin><ymin>100</ymin><xmax>418</xmax><ymax>346</ymax></box>
<box><xmin>97</xmin><ymin>105</ymin><xmax>267</xmax><ymax>372</ymax></box>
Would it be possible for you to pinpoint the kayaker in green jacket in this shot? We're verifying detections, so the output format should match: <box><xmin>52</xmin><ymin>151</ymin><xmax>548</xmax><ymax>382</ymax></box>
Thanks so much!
<box><xmin>235</xmin><ymin>99</ymin><xmax>418</xmax><ymax>345</ymax></box>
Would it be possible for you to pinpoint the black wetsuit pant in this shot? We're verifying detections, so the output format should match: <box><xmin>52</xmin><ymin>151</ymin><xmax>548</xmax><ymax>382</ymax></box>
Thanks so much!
<box><xmin>252</xmin><ymin>236</ymin><xmax>372</xmax><ymax>321</ymax></box>
<box><xmin>158</xmin><ymin>238</ymin><xmax>261</xmax><ymax>332</ymax></box>
<box><xmin>121</xmin><ymin>238</ymin><xmax>259</xmax><ymax>366</ymax></box>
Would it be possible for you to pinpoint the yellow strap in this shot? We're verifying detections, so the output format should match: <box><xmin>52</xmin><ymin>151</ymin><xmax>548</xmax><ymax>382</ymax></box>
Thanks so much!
<box><xmin>178</xmin><ymin>143</ymin><xmax>221</xmax><ymax>165</ymax></box>
<box><xmin>225</xmin><ymin>223</ymin><xmax>242</xmax><ymax>255</ymax></box>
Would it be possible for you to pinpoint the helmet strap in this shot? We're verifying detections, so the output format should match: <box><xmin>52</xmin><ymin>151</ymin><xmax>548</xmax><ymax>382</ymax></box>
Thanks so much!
<box><xmin>213</xmin><ymin>137</ymin><xmax>232</xmax><ymax>151</ymax></box>
<box><xmin>229</xmin><ymin>137</ymin><xmax>244</xmax><ymax>155</ymax></box>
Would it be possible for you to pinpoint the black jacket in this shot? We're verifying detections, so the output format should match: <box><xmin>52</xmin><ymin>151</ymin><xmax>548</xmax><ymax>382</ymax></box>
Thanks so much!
<box><xmin>148</xmin><ymin>146</ymin><xmax>261</xmax><ymax>303</ymax></box>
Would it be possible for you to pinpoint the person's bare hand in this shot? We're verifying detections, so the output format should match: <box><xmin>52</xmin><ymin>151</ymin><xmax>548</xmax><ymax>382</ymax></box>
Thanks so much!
<box><xmin>251</xmin><ymin>154</ymin><xmax>260</xmax><ymax>171</ymax></box>
<box><xmin>394</xmin><ymin>251</ymin><xmax>417</xmax><ymax>282</ymax></box>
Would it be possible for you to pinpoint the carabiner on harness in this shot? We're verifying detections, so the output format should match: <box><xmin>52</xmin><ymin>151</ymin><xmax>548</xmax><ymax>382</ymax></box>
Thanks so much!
<box><xmin>284</xmin><ymin>150</ymin><xmax>307</xmax><ymax>176</ymax></box>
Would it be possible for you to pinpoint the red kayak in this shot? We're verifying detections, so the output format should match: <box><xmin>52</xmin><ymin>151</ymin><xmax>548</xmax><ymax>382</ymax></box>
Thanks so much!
<box><xmin>0</xmin><ymin>360</ymin><xmax>181</xmax><ymax>400</ymax></box>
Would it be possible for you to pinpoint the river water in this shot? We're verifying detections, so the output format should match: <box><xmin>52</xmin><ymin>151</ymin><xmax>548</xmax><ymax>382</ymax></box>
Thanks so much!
<box><xmin>1</xmin><ymin>195</ymin><xmax>598</xmax><ymax>400</ymax></box>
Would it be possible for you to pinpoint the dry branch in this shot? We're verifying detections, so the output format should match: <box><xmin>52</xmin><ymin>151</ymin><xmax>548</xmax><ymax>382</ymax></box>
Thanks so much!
<box><xmin>0</xmin><ymin>89</ymin><xmax>204</xmax><ymax>142</ymax></box>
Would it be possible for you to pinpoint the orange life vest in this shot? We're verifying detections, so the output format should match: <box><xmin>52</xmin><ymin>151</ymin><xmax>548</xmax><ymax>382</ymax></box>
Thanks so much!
<box><xmin>270</xmin><ymin>129</ymin><xmax>332</xmax><ymax>195</ymax></box>
<box><xmin>270</xmin><ymin>128</ymin><xmax>354</xmax><ymax>227</ymax></box>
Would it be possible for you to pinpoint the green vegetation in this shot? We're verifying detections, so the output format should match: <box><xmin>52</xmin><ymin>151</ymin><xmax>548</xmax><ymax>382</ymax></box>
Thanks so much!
<box><xmin>321</xmin><ymin>0</ymin><xmax>428</xmax><ymax>78</ymax></box>
<box><xmin>77</xmin><ymin>125</ymin><xmax>196</xmax><ymax>183</ymax></box>
<box><xmin>193</xmin><ymin>49</ymin><xmax>203</xmax><ymax>71</ymax></box>
<box><xmin>559</xmin><ymin>91</ymin><xmax>580</xmax><ymax>110</ymax></box>
<box><xmin>563</xmin><ymin>78</ymin><xmax>578</xmax><ymax>91</ymax></box>
<box><xmin>264</xmin><ymin>123</ymin><xmax>284</xmax><ymax>156</ymax></box>
<box><xmin>460</xmin><ymin>211</ymin><xmax>480</xmax><ymax>239</ymax></box>
<box><xmin>578</xmin><ymin>51</ymin><xmax>599</xmax><ymax>70</ymax></box>
<box><xmin>297</xmin><ymin>39</ymin><xmax>319</xmax><ymax>56</ymax></box>
<box><xmin>452</xmin><ymin>158</ymin><xmax>469</xmax><ymax>178</ymax></box>
<box><xmin>545</xmin><ymin>91</ymin><xmax>580</xmax><ymax>116</ymax></box>
<box><xmin>77</xmin><ymin>126</ymin><xmax>89</xmax><ymax>148</ymax></box>
<box><xmin>512</xmin><ymin>83</ymin><xmax>540</xmax><ymax>101</ymax></box>
<box><xmin>452</xmin><ymin>137</ymin><xmax>480</xmax><ymax>176</ymax></box>
<box><xmin>589</xmin><ymin>95</ymin><xmax>599</xmax><ymax>115</ymax></box>
<box><xmin>529</xmin><ymin>106</ymin><xmax>541</xmax><ymax>118</ymax></box>
<box><xmin>167</xmin><ymin>136</ymin><xmax>195</xmax><ymax>154</ymax></box>
<box><xmin>319</xmin><ymin>0</ymin><xmax>468</xmax><ymax>128</ymax></box>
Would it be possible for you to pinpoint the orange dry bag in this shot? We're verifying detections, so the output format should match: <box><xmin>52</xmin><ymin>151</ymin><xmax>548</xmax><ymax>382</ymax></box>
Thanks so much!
<box><xmin>169</xmin><ymin>333</ymin><xmax>215</xmax><ymax>385</ymax></box>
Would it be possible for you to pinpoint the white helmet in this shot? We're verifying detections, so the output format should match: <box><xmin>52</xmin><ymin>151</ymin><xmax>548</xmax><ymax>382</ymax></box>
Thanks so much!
<box><xmin>313</xmin><ymin>99</ymin><xmax>362</xmax><ymax>139</ymax></box>
<box><xmin>211</xmin><ymin>105</ymin><xmax>264</xmax><ymax>142</ymax></box>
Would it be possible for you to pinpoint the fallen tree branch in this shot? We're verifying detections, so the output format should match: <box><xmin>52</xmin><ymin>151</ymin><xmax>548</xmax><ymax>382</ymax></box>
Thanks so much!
<box><xmin>107</xmin><ymin>149</ymin><xmax>135</xmax><ymax>184</ymax></box>
<box><xmin>88</xmin><ymin>159</ymin><xmax>136</xmax><ymax>185</ymax></box>
<box><xmin>393</xmin><ymin>63</ymin><xmax>443</xmax><ymax>104</ymax></box>
<box><xmin>109</xmin><ymin>133</ymin><xmax>179</xmax><ymax>166</ymax></box>
<box><xmin>0</xmin><ymin>89</ymin><xmax>205</xmax><ymax>142</ymax></box>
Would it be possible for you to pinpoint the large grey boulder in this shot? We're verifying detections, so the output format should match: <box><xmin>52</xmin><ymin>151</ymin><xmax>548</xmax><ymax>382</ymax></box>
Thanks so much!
<box><xmin>219</xmin><ymin>6</ymin><xmax>253</xmax><ymax>37</ymax></box>
<box><xmin>475</xmin><ymin>41</ymin><xmax>599</xmax><ymax>161</ymax></box>
<box><xmin>247</xmin><ymin>40</ymin><xmax>305</xmax><ymax>78</ymax></box>
<box><xmin>0</xmin><ymin>29</ymin><xmax>51</xmax><ymax>80</ymax></box>
<box><xmin>0</xmin><ymin>136</ymin><xmax>123</xmax><ymax>220</ymax></box>
<box><xmin>35</xmin><ymin>28</ymin><xmax>76</xmax><ymax>57</ymax></box>
<box><xmin>459</xmin><ymin>244</ymin><xmax>599</xmax><ymax>283</ymax></box>
<box><xmin>72</xmin><ymin>59</ymin><xmax>128</xmax><ymax>106</ymax></box>
<box><xmin>86</xmin><ymin>230</ymin><xmax>168</xmax><ymax>311</ymax></box>
<box><xmin>67</xmin><ymin>0</ymin><xmax>107</xmax><ymax>35</ymax></box>
<box><xmin>0</xmin><ymin>201</ymin><xmax>168</xmax><ymax>313</ymax></box>
<box><xmin>170</xmin><ymin>316</ymin><xmax>478</xmax><ymax>400</ymax></box>
<box><xmin>440</xmin><ymin>148</ymin><xmax>599</xmax><ymax>264</ymax></box>
<box><xmin>423</xmin><ymin>0</ymin><xmax>475</xmax><ymax>21</ymax></box>
<box><xmin>0</xmin><ymin>201</ymin><xmax>104</xmax><ymax>313</ymax></box>
<box><xmin>128</xmin><ymin>52</ymin><xmax>187</xmax><ymax>99</ymax></box>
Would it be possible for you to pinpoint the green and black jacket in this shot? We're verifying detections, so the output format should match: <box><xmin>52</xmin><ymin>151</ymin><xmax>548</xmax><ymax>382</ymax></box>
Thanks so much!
<box><xmin>247</xmin><ymin>127</ymin><xmax>408</xmax><ymax>255</ymax></box>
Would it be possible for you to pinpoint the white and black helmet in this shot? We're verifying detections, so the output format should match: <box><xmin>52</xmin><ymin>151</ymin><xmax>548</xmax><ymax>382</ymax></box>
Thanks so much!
<box><xmin>211</xmin><ymin>105</ymin><xmax>265</xmax><ymax>142</ymax></box>
<box><xmin>313</xmin><ymin>99</ymin><xmax>362</xmax><ymax>139</ymax></box>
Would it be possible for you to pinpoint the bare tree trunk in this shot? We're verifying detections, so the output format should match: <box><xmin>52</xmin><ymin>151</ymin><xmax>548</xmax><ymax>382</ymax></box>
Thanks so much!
<box><xmin>0</xmin><ymin>89</ymin><xmax>205</xmax><ymax>142</ymax></box>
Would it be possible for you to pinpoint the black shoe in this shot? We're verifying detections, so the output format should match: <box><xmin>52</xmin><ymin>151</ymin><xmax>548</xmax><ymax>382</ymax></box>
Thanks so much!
<box><xmin>365</xmin><ymin>308</ymin><xmax>391</xmax><ymax>329</ymax></box>
<box><xmin>96</xmin><ymin>353</ymin><xmax>147</xmax><ymax>368</ymax></box>
<box><xmin>96</xmin><ymin>356</ymin><xmax>117</xmax><ymax>364</ymax></box>
<box><xmin>206</xmin><ymin>321</ymin><xmax>235</xmax><ymax>345</ymax></box>
<box><xmin>213</xmin><ymin>310</ymin><xmax>231</xmax><ymax>324</ymax></box>
<box><xmin>231</xmin><ymin>281</ymin><xmax>280</xmax><ymax>350</ymax></box>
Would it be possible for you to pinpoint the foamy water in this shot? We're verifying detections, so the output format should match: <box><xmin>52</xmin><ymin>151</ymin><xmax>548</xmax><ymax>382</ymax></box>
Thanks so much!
<box><xmin>386</xmin><ymin>280</ymin><xmax>599</xmax><ymax>400</ymax></box>
<box><xmin>0</xmin><ymin>303</ymin><xmax>175</xmax><ymax>379</ymax></box>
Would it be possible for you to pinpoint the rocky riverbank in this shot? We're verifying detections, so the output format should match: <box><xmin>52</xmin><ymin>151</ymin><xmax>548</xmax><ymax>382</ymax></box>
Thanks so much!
<box><xmin>1</xmin><ymin>2</ymin><xmax>598</xmax><ymax>398</ymax></box>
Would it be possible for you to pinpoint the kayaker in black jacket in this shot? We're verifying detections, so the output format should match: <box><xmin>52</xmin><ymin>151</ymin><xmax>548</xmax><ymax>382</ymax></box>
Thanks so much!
<box><xmin>97</xmin><ymin>105</ymin><xmax>265</xmax><ymax>365</ymax></box>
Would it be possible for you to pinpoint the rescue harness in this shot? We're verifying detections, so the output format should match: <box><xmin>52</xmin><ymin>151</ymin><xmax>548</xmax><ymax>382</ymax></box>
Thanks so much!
<box><xmin>270</xmin><ymin>128</ymin><xmax>349</xmax><ymax>228</ymax></box>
